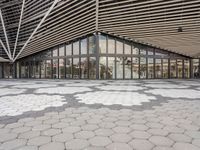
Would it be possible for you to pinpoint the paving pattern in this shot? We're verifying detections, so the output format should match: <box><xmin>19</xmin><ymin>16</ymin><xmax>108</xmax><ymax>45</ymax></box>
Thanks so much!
<box><xmin>0</xmin><ymin>79</ymin><xmax>200</xmax><ymax>150</ymax></box>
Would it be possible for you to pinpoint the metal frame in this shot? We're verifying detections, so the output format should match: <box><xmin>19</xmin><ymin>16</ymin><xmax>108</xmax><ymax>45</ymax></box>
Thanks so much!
<box><xmin>0</xmin><ymin>39</ymin><xmax>12</xmax><ymax>60</ymax></box>
<box><xmin>12</xmin><ymin>0</ymin><xmax>25</xmax><ymax>59</ymax></box>
<box><xmin>0</xmin><ymin>10</ymin><xmax>12</xmax><ymax>60</ymax></box>
<box><xmin>13</xmin><ymin>0</ymin><xmax>59</xmax><ymax>62</ymax></box>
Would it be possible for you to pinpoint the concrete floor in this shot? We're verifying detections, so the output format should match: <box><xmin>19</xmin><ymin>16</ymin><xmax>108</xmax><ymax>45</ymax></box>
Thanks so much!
<box><xmin>0</xmin><ymin>79</ymin><xmax>200</xmax><ymax>150</ymax></box>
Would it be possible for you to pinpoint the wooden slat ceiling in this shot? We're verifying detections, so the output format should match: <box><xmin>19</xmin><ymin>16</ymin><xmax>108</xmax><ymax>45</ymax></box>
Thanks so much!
<box><xmin>98</xmin><ymin>0</ymin><xmax>200</xmax><ymax>58</ymax></box>
<box><xmin>0</xmin><ymin>0</ymin><xmax>200</xmax><ymax>59</ymax></box>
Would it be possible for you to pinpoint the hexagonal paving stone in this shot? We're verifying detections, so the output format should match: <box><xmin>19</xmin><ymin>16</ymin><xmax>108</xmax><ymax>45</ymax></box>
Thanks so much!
<box><xmin>163</xmin><ymin>126</ymin><xmax>184</xmax><ymax>134</ymax></box>
<box><xmin>173</xmin><ymin>143</ymin><xmax>200</xmax><ymax>150</ymax></box>
<box><xmin>0</xmin><ymin>132</ymin><xmax>18</xmax><ymax>142</ymax></box>
<box><xmin>178</xmin><ymin>124</ymin><xmax>199</xmax><ymax>131</ymax></box>
<box><xmin>81</xmin><ymin>124</ymin><xmax>99</xmax><ymax>131</ymax></box>
<box><xmin>153</xmin><ymin>146</ymin><xmax>175</xmax><ymax>150</ymax></box>
<box><xmin>42</xmin><ymin>128</ymin><xmax>61</xmax><ymax>136</ymax></box>
<box><xmin>62</xmin><ymin>126</ymin><xmax>81</xmax><ymax>133</ymax></box>
<box><xmin>112</xmin><ymin>126</ymin><xmax>132</xmax><ymax>133</ymax></box>
<box><xmin>168</xmin><ymin>133</ymin><xmax>191</xmax><ymax>143</ymax></box>
<box><xmin>146</xmin><ymin>122</ymin><xmax>164</xmax><ymax>129</ymax></box>
<box><xmin>185</xmin><ymin>131</ymin><xmax>200</xmax><ymax>139</ymax></box>
<box><xmin>95</xmin><ymin>128</ymin><xmax>114</xmax><ymax>136</ymax></box>
<box><xmin>75</xmin><ymin>131</ymin><xmax>95</xmax><ymax>139</ymax></box>
<box><xmin>12</xmin><ymin>126</ymin><xmax>31</xmax><ymax>134</ymax></box>
<box><xmin>5</xmin><ymin>122</ymin><xmax>23</xmax><ymax>128</ymax></box>
<box><xmin>192</xmin><ymin>139</ymin><xmax>200</xmax><ymax>148</ymax></box>
<box><xmin>0</xmin><ymin>139</ymin><xmax>27</xmax><ymax>150</ymax></box>
<box><xmin>19</xmin><ymin>131</ymin><xmax>40</xmax><ymax>139</ymax></box>
<box><xmin>107</xmin><ymin>143</ymin><xmax>132</xmax><ymax>150</ymax></box>
<box><xmin>129</xmin><ymin>139</ymin><xmax>154</xmax><ymax>150</ymax></box>
<box><xmin>98</xmin><ymin>122</ymin><xmax>116</xmax><ymax>129</ymax></box>
<box><xmin>149</xmin><ymin>136</ymin><xmax>174</xmax><ymax>146</ymax></box>
<box><xmin>52</xmin><ymin>133</ymin><xmax>73</xmax><ymax>142</ymax></box>
<box><xmin>39</xmin><ymin>142</ymin><xmax>65</xmax><ymax>150</ymax></box>
<box><xmin>130</xmin><ymin>124</ymin><xmax>148</xmax><ymax>131</ymax></box>
<box><xmin>130</xmin><ymin>130</ymin><xmax>151</xmax><ymax>139</ymax></box>
<box><xmin>86</xmin><ymin>146</ymin><xmax>107</xmax><ymax>150</ymax></box>
<box><xmin>115</xmin><ymin>120</ymin><xmax>132</xmax><ymax>126</ymax></box>
<box><xmin>147</xmin><ymin>129</ymin><xmax>169</xmax><ymax>136</ymax></box>
<box><xmin>65</xmin><ymin>139</ymin><xmax>89</xmax><ymax>149</ymax></box>
<box><xmin>110</xmin><ymin>133</ymin><xmax>132</xmax><ymax>143</ymax></box>
<box><xmin>89</xmin><ymin>136</ymin><xmax>112</xmax><ymax>147</ymax></box>
<box><xmin>27</xmin><ymin>136</ymin><xmax>51</xmax><ymax>146</ymax></box>
<box><xmin>16</xmin><ymin>145</ymin><xmax>38</xmax><ymax>150</ymax></box>
<box><xmin>32</xmin><ymin>124</ymin><xmax>51</xmax><ymax>131</ymax></box>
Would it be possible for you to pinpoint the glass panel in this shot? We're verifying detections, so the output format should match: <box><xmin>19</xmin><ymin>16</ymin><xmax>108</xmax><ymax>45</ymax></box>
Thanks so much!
<box><xmin>40</xmin><ymin>60</ymin><xmax>45</xmax><ymax>79</ymax></box>
<box><xmin>140</xmin><ymin>57</ymin><xmax>146</xmax><ymax>79</ymax></box>
<box><xmin>155</xmin><ymin>59</ymin><xmax>162</xmax><ymax>78</ymax></box>
<box><xmin>59</xmin><ymin>59</ymin><xmax>65</xmax><ymax>79</ymax></box>
<box><xmin>35</xmin><ymin>61</ymin><xmax>40</xmax><ymax>78</ymax></box>
<box><xmin>59</xmin><ymin>45</ymin><xmax>65</xmax><ymax>56</ymax></box>
<box><xmin>108</xmin><ymin>37</ymin><xmax>115</xmax><ymax>54</ymax></box>
<box><xmin>89</xmin><ymin>36</ymin><xmax>96</xmax><ymax>54</ymax></box>
<box><xmin>132</xmin><ymin>45</ymin><xmax>139</xmax><ymax>55</ymax></box>
<box><xmin>66</xmin><ymin>44</ymin><xmax>72</xmax><ymax>56</ymax></box>
<box><xmin>53</xmin><ymin>48</ymin><xmax>58</xmax><ymax>57</ymax></box>
<box><xmin>21</xmin><ymin>62</ymin><xmax>26</xmax><ymax>78</ymax></box>
<box><xmin>193</xmin><ymin>59</ymin><xmax>199</xmax><ymax>78</ymax></box>
<box><xmin>89</xmin><ymin>57</ymin><xmax>96</xmax><ymax>79</ymax></box>
<box><xmin>132</xmin><ymin>57</ymin><xmax>139</xmax><ymax>79</ymax></box>
<box><xmin>73</xmin><ymin>58</ymin><xmax>80</xmax><ymax>79</ymax></box>
<box><xmin>124</xmin><ymin>57</ymin><xmax>131</xmax><ymax>79</ymax></box>
<box><xmin>184</xmin><ymin>59</ymin><xmax>190</xmax><ymax>78</ymax></box>
<box><xmin>81</xmin><ymin>38</ymin><xmax>87</xmax><ymax>55</ymax></box>
<box><xmin>155</xmin><ymin>49</ymin><xmax>168</xmax><ymax>56</ymax></box>
<box><xmin>99</xmin><ymin>57</ymin><xmax>107</xmax><ymax>79</ymax></box>
<box><xmin>124</xmin><ymin>42</ymin><xmax>131</xmax><ymax>54</ymax></box>
<box><xmin>163</xmin><ymin>59</ymin><xmax>168</xmax><ymax>78</ymax></box>
<box><xmin>170</xmin><ymin>59</ymin><xmax>176</xmax><ymax>78</ymax></box>
<box><xmin>53</xmin><ymin>59</ymin><xmax>58</xmax><ymax>79</ymax></box>
<box><xmin>148</xmin><ymin>48</ymin><xmax>154</xmax><ymax>55</ymax></box>
<box><xmin>148</xmin><ymin>58</ymin><xmax>154</xmax><ymax>79</ymax></box>
<box><xmin>177</xmin><ymin>59</ymin><xmax>183</xmax><ymax>78</ymax></box>
<box><xmin>66</xmin><ymin>58</ymin><xmax>72</xmax><ymax>78</ymax></box>
<box><xmin>116</xmin><ymin>40</ymin><xmax>123</xmax><ymax>54</ymax></box>
<box><xmin>108</xmin><ymin>57</ymin><xmax>115</xmax><ymax>79</ymax></box>
<box><xmin>0</xmin><ymin>63</ymin><xmax>2</xmax><ymax>78</ymax></box>
<box><xmin>30</xmin><ymin>61</ymin><xmax>34</xmax><ymax>78</ymax></box>
<box><xmin>140</xmin><ymin>47</ymin><xmax>146</xmax><ymax>55</ymax></box>
<box><xmin>45</xmin><ymin>60</ymin><xmax>52</xmax><ymax>79</ymax></box>
<box><xmin>116</xmin><ymin>56</ymin><xmax>123</xmax><ymax>79</ymax></box>
<box><xmin>99</xmin><ymin>35</ymin><xmax>106</xmax><ymax>54</ymax></box>
<box><xmin>80</xmin><ymin>57</ymin><xmax>88</xmax><ymax>79</ymax></box>
<box><xmin>73</xmin><ymin>41</ymin><xmax>79</xmax><ymax>55</ymax></box>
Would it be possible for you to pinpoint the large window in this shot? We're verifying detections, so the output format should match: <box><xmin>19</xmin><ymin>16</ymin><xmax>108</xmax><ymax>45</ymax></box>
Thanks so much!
<box><xmin>140</xmin><ymin>57</ymin><xmax>146</xmax><ymax>79</ymax></box>
<box><xmin>124</xmin><ymin>42</ymin><xmax>131</xmax><ymax>55</ymax></box>
<box><xmin>59</xmin><ymin>45</ymin><xmax>65</xmax><ymax>56</ymax></box>
<box><xmin>148</xmin><ymin>58</ymin><xmax>154</xmax><ymax>79</ymax></box>
<box><xmin>163</xmin><ymin>59</ymin><xmax>168</xmax><ymax>78</ymax></box>
<box><xmin>99</xmin><ymin>35</ymin><xmax>106</xmax><ymax>54</ymax></box>
<box><xmin>46</xmin><ymin>60</ymin><xmax>52</xmax><ymax>78</ymax></box>
<box><xmin>184</xmin><ymin>59</ymin><xmax>190</xmax><ymax>78</ymax></box>
<box><xmin>89</xmin><ymin>57</ymin><xmax>96</xmax><ymax>79</ymax></box>
<box><xmin>80</xmin><ymin>57</ymin><xmax>88</xmax><ymax>79</ymax></box>
<box><xmin>132</xmin><ymin>57</ymin><xmax>139</xmax><ymax>79</ymax></box>
<box><xmin>40</xmin><ymin>60</ymin><xmax>45</xmax><ymax>79</ymax></box>
<box><xmin>81</xmin><ymin>38</ymin><xmax>87</xmax><ymax>55</ymax></box>
<box><xmin>116</xmin><ymin>56</ymin><xmax>123</xmax><ymax>79</ymax></box>
<box><xmin>59</xmin><ymin>59</ymin><xmax>65</xmax><ymax>79</ymax></box>
<box><xmin>177</xmin><ymin>59</ymin><xmax>183</xmax><ymax>78</ymax></box>
<box><xmin>66</xmin><ymin>58</ymin><xmax>72</xmax><ymax>78</ymax></box>
<box><xmin>170</xmin><ymin>59</ymin><xmax>176</xmax><ymax>78</ymax></box>
<box><xmin>124</xmin><ymin>57</ymin><xmax>131</xmax><ymax>79</ymax></box>
<box><xmin>53</xmin><ymin>59</ymin><xmax>58</xmax><ymax>79</ymax></box>
<box><xmin>192</xmin><ymin>59</ymin><xmax>199</xmax><ymax>78</ymax></box>
<box><xmin>89</xmin><ymin>36</ymin><xmax>96</xmax><ymax>54</ymax></box>
<box><xmin>108</xmin><ymin>37</ymin><xmax>115</xmax><ymax>54</ymax></box>
<box><xmin>99</xmin><ymin>57</ymin><xmax>107</xmax><ymax>79</ymax></box>
<box><xmin>155</xmin><ymin>59</ymin><xmax>162</xmax><ymax>78</ymax></box>
<box><xmin>66</xmin><ymin>44</ymin><xmax>72</xmax><ymax>56</ymax></box>
<box><xmin>116</xmin><ymin>40</ymin><xmax>123</xmax><ymax>54</ymax></box>
<box><xmin>73</xmin><ymin>41</ymin><xmax>79</xmax><ymax>55</ymax></box>
<box><xmin>108</xmin><ymin>57</ymin><xmax>115</xmax><ymax>79</ymax></box>
<box><xmin>73</xmin><ymin>58</ymin><xmax>80</xmax><ymax>79</ymax></box>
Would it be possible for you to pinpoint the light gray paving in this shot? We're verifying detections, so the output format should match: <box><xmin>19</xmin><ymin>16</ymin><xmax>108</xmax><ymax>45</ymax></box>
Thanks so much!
<box><xmin>0</xmin><ymin>79</ymin><xmax>200</xmax><ymax>150</ymax></box>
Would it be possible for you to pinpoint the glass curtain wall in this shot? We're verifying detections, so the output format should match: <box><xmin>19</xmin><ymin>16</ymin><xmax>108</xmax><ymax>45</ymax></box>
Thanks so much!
<box><xmin>17</xmin><ymin>33</ymin><xmax>195</xmax><ymax>80</ymax></box>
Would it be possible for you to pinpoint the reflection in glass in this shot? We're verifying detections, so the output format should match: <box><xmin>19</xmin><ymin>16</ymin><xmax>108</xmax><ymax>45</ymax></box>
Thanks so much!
<box><xmin>132</xmin><ymin>57</ymin><xmax>139</xmax><ymax>79</ymax></box>
<box><xmin>81</xmin><ymin>38</ymin><xmax>87</xmax><ymax>55</ymax></box>
<box><xmin>89</xmin><ymin>36</ymin><xmax>96</xmax><ymax>54</ymax></box>
<box><xmin>41</xmin><ymin>60</ymin><xmax>45</xmax><ymax>79</ymax></box>
<box><xmin>53</xmin><ymin>48</ymin><xmax>58</xmax><ymax>57</ymax></box>
<box><xmin>30</xmin><ymin>61</ymin><xmax>35</xmax><ymax>78</ymax></box>
<box><xmin>116</xmin><ymin>56</ymin><xmax>123</xmax><ymax>79</ymax></box>
<box><xmin>80</xmin><ymin>57</ymin><xmax>88</xmax><ymax>79</ymax></box>
<box><xmin>53</xmin><ymin>59</ymin><xmax>58</xmax><ymax>79</ymax></box>
<box><xmin>66</xmin><ymin>44</ymin><xmax>72</xmax><ymax>56</ymax></box>
<box><xmin>59</xmin><ymin>45</ymin><xmax>65</xmax><ymax>56</ymax></box>
<box><xmin>148</xmin><ymin>48</ymin><xmax>154</xmax><ymax>55</ymax></box>
<box><xmin>73</xmin><ymin>41</ymin><xmax>79</xmax><ymax>55</ymax></box>
<box><xmin>124</xmin><ymin>42</ymin><xmax>131</xmax><ymax>54</ymax></box>
<box><xmin>148</xmin><ymin>58</ymin><xmax>154</xmax><ymax>79</ymax></box>
<box><xmin>46</xmin><ymin>60</ymin><xmax>52</xmax><ymax>78</ymax></box>
<box><xmin>99</xmin><ymin>57</ymin><xmax>107</xmax><ymax>79</ymax></box>
<box><xmin>59</xmin><ymin>59</ymin><xmax>65</xmax><ymax>79</ymax></box>
<box><xmin>140</xmin><ymin>57</ymin><xmax>146</xmax><ymax>79</ymax></box>
<box><xmin>192</xmin><ymin>59</ymin><xmax>199</xmax><ymax>78</ymax></box>
<box><xmin>99</xmin><ymin>35</ymin><xmax>106</xmax><ymax>54</ymax></box>
<box><xmin>66</xmin><ymin>58</ymin><xmax>72</xmax><ymax>78</ymax></box>
<box><xmin>140</xmin><ymin>48</ymin><xmax>146</xmax><ymax>55</ymax></box>
<box><xmin>184</xmin><ymin>59</ymin><xmax>190</xmax><ymax>78</ymax></box>
<box><xmin>108</xmin><ymin>57</ymin><xmax>115</xmax><ymax>79</ymax></box>
<box><xmin>73</xmin><ymin>58</ymin><xmax>80</xmax><ymax>79</ymax></box>
<box><xmin>35</xmin><ymin>61</ymin><xmax>40</xmax><ymax>78</ymax></box>
<box><xmin>132</xmin><ymin>46</ymin><xmax>139</xmax><ymax>55</ymax></box>
<box><xmin>108</xmin><ymin>37</ymin><xmax>115</xmax><ymax>54</ymax></box>
<box><xmin>155</xmin><ymin>59</ymin><xmax>162</xmax><ymax>78</ymax></box>
<box><xmin>21</xmin><ymin>62</ymin><xmax>26</xmax><ymax>78</ymax></box>
<box><xmin>89</xmin><ymin>57</ymin><xmax>96</xmax><ymax>79</ymax></box>
<box><xmin>170</xmin><ymin>59</ymin><xmax>176</xmax><ymax>78</ymax></box>
<box><xmin>116</xmin><ymin>40</ymin><xmax>123</xmax><ymax>54</ymax></box>
<box><xmin>163</xmin><ymin>59</ymin><xmax>168</xmax><ymax>78</ymax></box>
<box><xmin>124</xmin><ymin>57</ymin><xmax>131</xmax><ymax>79</ymax></box>
<box><xmin>177</xmin><ymin>59</ymin><xmax>183</xmax><ymax>78</ymax></box>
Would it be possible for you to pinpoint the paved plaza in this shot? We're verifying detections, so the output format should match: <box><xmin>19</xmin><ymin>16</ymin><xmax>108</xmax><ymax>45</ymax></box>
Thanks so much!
<box><xmin>0</xmin><ymin>79</ymin><xmax>200</xmax><ymax>150</ymax></box>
